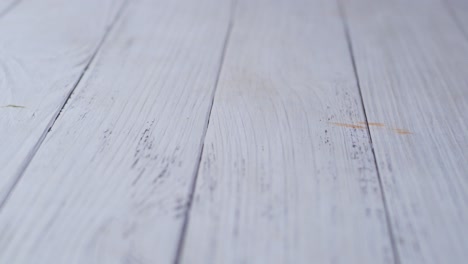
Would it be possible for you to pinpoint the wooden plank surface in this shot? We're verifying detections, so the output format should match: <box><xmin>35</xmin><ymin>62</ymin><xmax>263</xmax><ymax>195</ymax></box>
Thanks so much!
<box><xmin>445</xmin><ymin>0</ymin><xmax>468</xmax><ymax>37</ymax></box>
<box><xmin>0</xmin><ymin>0</ymin><xmax>232</xmax><ymax>263</ymax></box>
<box><xmin>0</xmin><ymin>0</ymin><xmax>125</xmax><ymax>199</ymax></box>
<box><xmin>0</xmin><ymin>0</ymin><xmax>466</xmax><ymax>263</ymax></box>
<box><xmin>0</xmin><ymin>0</ymin><xmax>20</xmax><ymax>17</ymax></box>
<box><xmin>180</xmin><ymin>0</ymin><xmax>395</xmax><ymax>263</ymax></box>
<box><xmin>343</xmin><ymin>0</ymin><xmax>468</xmax><ymax>263</ymax></box>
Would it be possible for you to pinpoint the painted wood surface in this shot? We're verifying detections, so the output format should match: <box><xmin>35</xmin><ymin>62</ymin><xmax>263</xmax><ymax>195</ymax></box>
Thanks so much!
<box><xmin>343</xmin><ymin>0</ymin><xmax>468</xmax><ymax>263</ymax></box>
<box><xmin>0</xmin><ymin>0</ymin><xmax>232</xmax><ymax>263</ymax></box>
<box><xmin>445</xmin><ymin>0</ymin><xmax>468</xmax><ymax>37</ymax></box>
<box><xmin>180</xmin><ymin>0</ymin><xmax>394</xmax><ymax>263</ymax></box>
<box><xmin>0</xmin><ymin>0</ymin><xmax>125</xmax><ymax>200</ymax></box>
<box><xmin>0</xmin><ymin>0</ymin><xmax>466</xmax><ymax>263</ymax></box>
<box><xmin>0</xmin><ymin>0</ymin><xmax>20</xmax><ymax>17</ymax></box>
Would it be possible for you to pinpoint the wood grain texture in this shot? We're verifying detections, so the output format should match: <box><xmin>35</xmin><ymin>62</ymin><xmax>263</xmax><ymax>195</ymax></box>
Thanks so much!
<box><xmin>0</xmin><ymin>0</ymin><xmax>232</xmax><ymax>263</ymax></box>
<box><xmin>180</xmin><ymin>0</ymin><xmax>394</xmax><ymax>263</ymax></box>
<box><xmin>445</xmin><ymin>0</ymin><xmax>468</xmax><ymax>37</ymax></box>
<box><xmin>343</xmin><ymin>0</ymin><xmax>468</xmax><ymax>263</ymax></box>
<box><xmin>0</xmin><ymin>0</ymin><xmax>125</xmax><ymax>198</ymax></box>
<box><xmin>0</xmin><ymin>0</ymin><xmax>20</xmax><ymax>17</ymax></box>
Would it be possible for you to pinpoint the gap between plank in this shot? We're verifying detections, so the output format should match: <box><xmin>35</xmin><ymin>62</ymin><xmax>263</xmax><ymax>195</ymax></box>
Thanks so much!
<box><xmin>337</xmin><ymin>0</ymin><xmax>401</xmax><ymax>263</ymax></box>
<box><xmin>0</xmin><ymin>0</ymin><xmax>131</xmax><ymax>211</ymax></box>
<box><xmin>0</xmin><ymin>0</ymin><xmax>22</xmax><ymax>18</ymax></box>
<box><xmin>173</xmin><ymin>1</ymin><xmax>238</xmax><ymax>263</ymax></box>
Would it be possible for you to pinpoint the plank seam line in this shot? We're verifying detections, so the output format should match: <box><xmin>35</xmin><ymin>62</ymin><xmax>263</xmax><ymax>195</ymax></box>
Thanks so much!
<box><xmin>441</xmin><ymin>0</ymin><xmax>468</xmax><ymax>42</ymax></box>
<box><xmin>173</xmin><ymin>1</ymin><xmax>238</xmax><ymax>263</ymax></box>
<box><xmin>337</xmin><ymin>0</ymin><xmax>401</xmax><ymax>263</ymax></box>
<box><xmin>0</xmin><ymin>0</ymin><xmax>22</xmax><ymax>19</ymax></box>
<box><xmin>0</xmin><ymin>0</ymin><xmax>131</xmax><ymax>210</ymax></box>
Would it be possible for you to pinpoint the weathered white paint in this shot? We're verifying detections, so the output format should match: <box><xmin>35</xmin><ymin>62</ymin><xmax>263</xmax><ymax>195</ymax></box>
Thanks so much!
<box><xmin>0</xmin><ymin>0</ymin><xmax>18</xmax><ymax>17</ymax></box>
<box><xmin>343</xmin><ymin>0</ymin><xmax>468</xmax><ymax>263</ymax></box>
<box><xmin>0</xmin><ymin>0</ymin><xmax>232</xmax><ymax>263</ymax></box>
<box><xmin>0</xmin><ymin>0</ymin><xmax>125</xmax><ymax>199</ymax></box>
<box><xmin>180</xmin><ymin>0</ymin><xmax>394</xmax><ymax>263</ymax></box>
<box><xmin>445</xmin><ymin>0</ymin><xmax>468</xmax><ymax>36</ymax></box>
<box><xmin>0</xmin><ymin>0</ymin><xmax>466</xmax><ymax>263</ymax></box>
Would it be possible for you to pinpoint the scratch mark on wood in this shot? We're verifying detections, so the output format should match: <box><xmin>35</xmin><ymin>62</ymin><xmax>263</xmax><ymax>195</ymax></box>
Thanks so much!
<box><xmin>1</xmin><ymin>104</ymin><xmax>25</xmax><ymax>108</ymax></box>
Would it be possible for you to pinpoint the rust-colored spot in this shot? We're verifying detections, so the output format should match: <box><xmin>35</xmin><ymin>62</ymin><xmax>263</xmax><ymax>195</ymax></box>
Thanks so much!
<box><xmin>329</xmin><ymin>122</ymin><xmax>366</xmax><ymax>129</ymax></box>
<box><xmin>393</xmin><ymin>128</ymin><xmax>412</xmax><ymax>135</ymax></box>
<box><xmin>357</xmin><ymin>122</ymin><xmax>385</xmax><ymax>127</ymax></box>
<box><xmin>329</xmin><ymin>121</ymin><xmax>412</xmax><ymax>135</ymax></box>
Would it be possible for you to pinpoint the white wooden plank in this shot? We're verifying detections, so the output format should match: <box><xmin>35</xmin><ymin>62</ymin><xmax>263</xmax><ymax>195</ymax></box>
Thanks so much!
<box><xmin>445</xmin><ymin>0</ymin><xmax>468</xmax><ymax>36</ymax></box>
<box><xmin>0</xmin><ymin>0</ymin><xmax>231</xmax><ymax>263</ymax></box>
<box><xmin>343</xmin><ymin>0</ymin><xmax>468</xmax><ymax>263</ymax></box>
<box><xmin>180</xmin><ymin>0</ymin><xmax>395</xmax><ymax>263</ymax></box>
<box><xmin>0</xmin><ymin>0</ymin><xmax>125</xmax><ymax>198</ymax></box>
<box><xmin>0</xmin><ymin>0</ymin><xmax>20</xmax><ymax>17</ymax></box>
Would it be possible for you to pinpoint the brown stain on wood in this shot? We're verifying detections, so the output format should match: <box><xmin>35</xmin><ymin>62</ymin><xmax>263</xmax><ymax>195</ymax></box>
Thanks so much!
<box><xmin>2</xmin><ymin>104</ymin><xmax>25</xmax><ymax>108</ymax></box>
<box><xmin>357</xmin><ymin>122</ymin><xmax>385</xmax><ymax>127</ymax></box>
<box><xmin>329</xmin><ymin>121</ymin><xmax>412</xmax><ymax>135</ymax></box>
<box><xmin>393</xmin><ymin>128</ymin><xmax>412</xmax><ymax>135</ymax></box>
<box><xmin>329</xmin><ymin>122</ymin><xmax>366</xmax><ymax>129</ymax></box>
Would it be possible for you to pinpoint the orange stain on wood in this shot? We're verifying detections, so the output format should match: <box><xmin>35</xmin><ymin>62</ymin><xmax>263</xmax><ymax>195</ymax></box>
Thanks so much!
<box><xmin>357</xmin><ymin>122</ymin><xmax>385</xmax><ymax>127</ymax></box>
<box><xmin>393</xmin><ymin>128</ymin><xmax>412</xmax><ymax>135</ymax></box>
<box><xmin>329</xmin><ymin>121</ymin><xmax>412</xmax><ymax>135</ymax></box>
<box><xmin>329</xmin><ymin>122</ymin><xmax>366</xmax><ymax>129</ymax></box>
